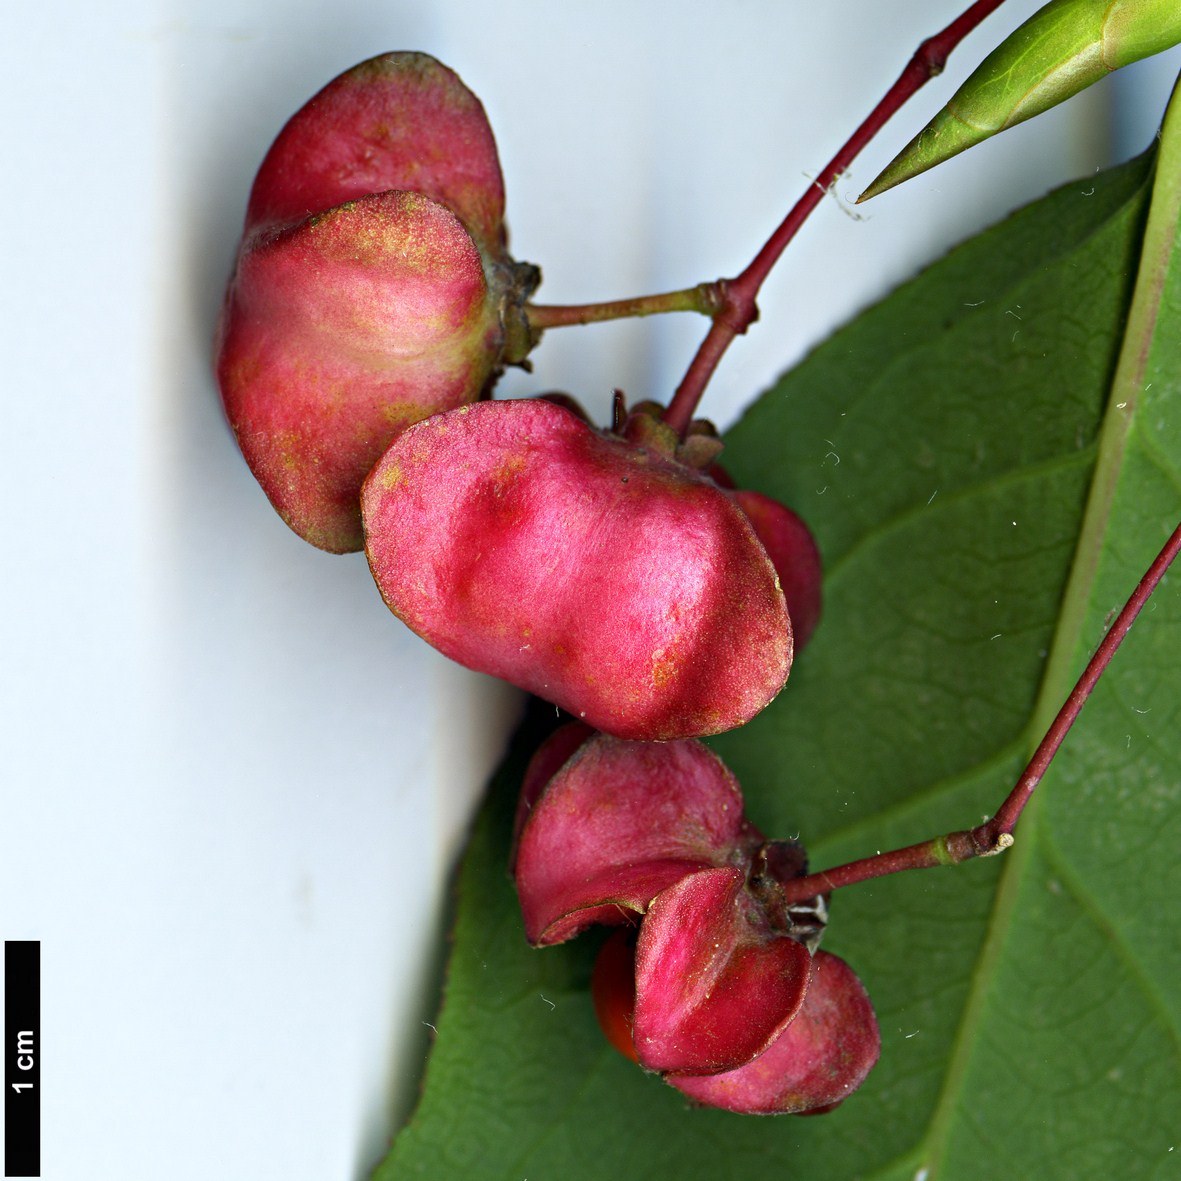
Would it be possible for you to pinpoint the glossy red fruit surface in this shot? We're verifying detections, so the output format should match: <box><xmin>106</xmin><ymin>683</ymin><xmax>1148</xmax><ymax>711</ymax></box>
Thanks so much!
<box><xmin>216</xmin><ymin>53</ymin><xmax>533</xmax><ymax>553</ymax></box>
<box><xmin>591</xmin><ymin>929</ymin><xmax>640</xmax><ymax>1064</ymax></box>
<box><xmin>362</xmin><ymin>397</ymin><xmax>792</xmax><ymax>739</ymax></box>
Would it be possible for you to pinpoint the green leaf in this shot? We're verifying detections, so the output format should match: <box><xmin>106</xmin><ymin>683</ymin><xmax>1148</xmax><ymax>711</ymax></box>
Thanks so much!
<box><xmin>860</xmin><ymin>0</ymin><xmax>1181</xmax><ymax>201</ymax></box>
<box><xmin>375</xmin><ymin>92</ymin><xmax>1181</xmax><ymax>1181</ymax></box>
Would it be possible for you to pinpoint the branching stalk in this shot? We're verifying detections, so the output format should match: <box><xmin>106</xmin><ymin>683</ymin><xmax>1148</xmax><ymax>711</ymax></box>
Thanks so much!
<box><xmin>775</xmin><ymin>519</ymin><xmax>1181</xmax><ymax>908</ymax></box>
<box><xmin>526</xmin><ymin>282</ymin><xmax>724</xmax><ymax>330</ymax></box>
<box><xmin>662</xmin><ymin>0</ymin><xmax>1009</xmax><ymax>436</ymax></box>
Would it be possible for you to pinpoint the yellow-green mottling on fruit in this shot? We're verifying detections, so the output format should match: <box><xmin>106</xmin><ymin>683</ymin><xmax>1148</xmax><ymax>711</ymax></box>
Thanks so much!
<box><xmin>216</xmin><ymin>52</ymin><xmax>537</xmax><ymax>552</ymax></box>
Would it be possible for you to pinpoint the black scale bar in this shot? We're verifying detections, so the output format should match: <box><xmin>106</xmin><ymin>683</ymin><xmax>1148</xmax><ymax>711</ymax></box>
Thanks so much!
<box><xmin>4</xmin><ymin>942</ymin><xmax>39</xmax><ymax>1178</ymax></box>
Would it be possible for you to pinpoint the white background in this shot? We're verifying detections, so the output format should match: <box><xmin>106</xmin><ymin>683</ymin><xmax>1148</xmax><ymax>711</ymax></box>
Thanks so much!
<box><xmin>3</xmin><ymin>3</ymin><xmax>1178</xmax><ymax>1178</ymax></box>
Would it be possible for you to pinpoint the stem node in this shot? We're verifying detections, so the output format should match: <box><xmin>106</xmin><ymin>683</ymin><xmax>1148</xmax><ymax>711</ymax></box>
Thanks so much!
<box><xmin>777</xmin><ymin>520</ymin><xmax>1181</xmax><ymax>908</ymax></box>
<box><xmin>662</xmin><ymin>0</ymin><xmax>1008</xmax><ymax>433</ymax></box>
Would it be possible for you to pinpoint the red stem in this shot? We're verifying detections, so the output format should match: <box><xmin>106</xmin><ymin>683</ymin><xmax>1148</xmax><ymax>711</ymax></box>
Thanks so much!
<box><xmin>775</xmin><ymin>518</ymin><xmax>1181</xmax><ymax>907</ymax></box>
<box><xmin>985</xmin><ymin>517</ymin><xmax>1181</xmax><ymax>838</ymax></box>
<box><xmin>662</xmin><ymin>0</ymin><xmax>1009</xmax><ymax>436</ymax></box>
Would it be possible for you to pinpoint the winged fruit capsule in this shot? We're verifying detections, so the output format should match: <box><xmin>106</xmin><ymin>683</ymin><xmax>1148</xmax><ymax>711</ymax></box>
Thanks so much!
<box><xmin>363</xmin><ymin>397</ymin><xmax>795</xmax><ymax>740</ymax></box>
<box><xmin>216</xmin><ymin>52</ymin><xmax>538</xmax><ymax>552</ymax></box>
<box><xmin>515</xmin><ymin>724</ymin><xmax>879</xmax><ymax>1112</ymax></box>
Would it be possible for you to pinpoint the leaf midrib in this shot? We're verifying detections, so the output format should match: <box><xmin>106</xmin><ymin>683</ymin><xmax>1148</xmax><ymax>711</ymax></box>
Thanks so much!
<box><xmin>906</xmin><ymin>88</ymin><xmax>1178</xmax><ymax>1181</ymax></box>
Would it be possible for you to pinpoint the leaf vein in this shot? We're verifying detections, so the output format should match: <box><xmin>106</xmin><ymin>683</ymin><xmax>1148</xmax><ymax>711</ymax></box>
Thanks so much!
<box><xmin>1039</xmin><ymin>832</ymin><xmax>1181</xmax><ymax>1065</ymax></box>
<box><xmin>824</xmin><ymin>446</ymin><xmax>1098</xmax><ymax>588</ymax></box>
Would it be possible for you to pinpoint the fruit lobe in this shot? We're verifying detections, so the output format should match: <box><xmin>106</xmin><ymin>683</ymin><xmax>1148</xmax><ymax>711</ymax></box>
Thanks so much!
<box><xmin>709</xmin><ymin>465</ymin><xmax>823</xmax><ymax>651</ymax></box>
<box><xmin>218</xmin><ymin>191</ymin><xmax>499</xmax><ymax>552</ymax></box>
<box><xmin>669</xmin><ymin>949</ymin><xmax>880</xmax><ymax>1114</ymax></box>
<box><xmin>362</xmin><ymin>397</ymin><xmax>792</xmax><ymax>739</ymax></box>
<box><xmin>216</xmin><ymin>52</ymin><xmax>532</xmax><ymax>553</ymax></box>
<box><xmin>731</xmin><ymin>489</ymin><xmax>823</xmax><ymax>649</ymax></box>
<box><xmin>632</xmin><ymin>866</ymin><xmax>811</xmax><ymax>1075</ymax></box>
<box><xmin>510</xmin><ymin>720</ymin><xmax>594</xmax><ymax>868</ymax></box>
<box><xmin>244</xmin><ymin>51</ymin><xmax>506</xmax><ymax>254</ymax></box>
<box><xmin>591</xmin><ymin>929</ymin><xmax>640</xmax><ymax>1064</ymax></box>
<box><xmin>513</xmin><ymin>732</ymin><xmax>757</xmax><ymax>945</ymax></box>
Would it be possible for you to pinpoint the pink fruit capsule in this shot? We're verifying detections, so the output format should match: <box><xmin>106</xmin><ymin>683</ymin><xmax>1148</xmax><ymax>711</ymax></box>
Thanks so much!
<box><xmin>669</xmin><ymin>949</ymin><xmax>880</xmax><ymax>1114</ymax></box>
<box><xmin>513</xmin><ymin>730</ymin><xmax>759</xmax><ymax>945</ymax></box>
<box><xmin>362</xmin><ymin>397</ymin><xmax>793</xmax><ymax>740</ymax></box>
<box><xmin>216</xmin><ymin>52</ymin><xmax>536</xmax><ymax>553</ymax></box>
